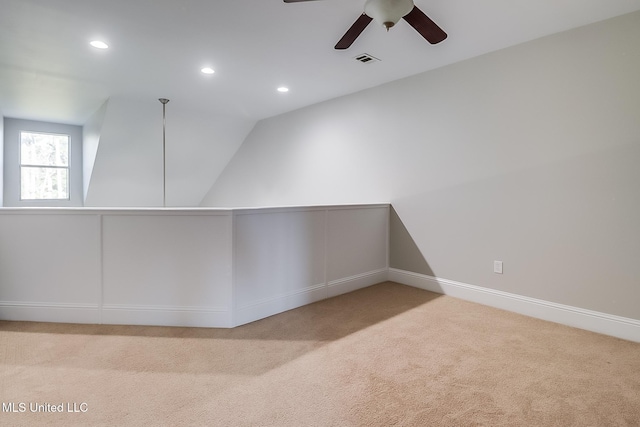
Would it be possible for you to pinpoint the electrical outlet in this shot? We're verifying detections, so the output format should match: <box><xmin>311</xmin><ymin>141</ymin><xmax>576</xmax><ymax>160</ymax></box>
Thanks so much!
<box><xmin>494</xmin><ymin>260</ymin><xmax>503</xmax><ymax>274</ymax></box>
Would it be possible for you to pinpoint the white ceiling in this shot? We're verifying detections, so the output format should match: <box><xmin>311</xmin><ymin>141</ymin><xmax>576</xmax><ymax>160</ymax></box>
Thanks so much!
<box><xmin>2</xmin><ymin>0</ymin><xmax>640</xmax><ymax>125</ymax></box>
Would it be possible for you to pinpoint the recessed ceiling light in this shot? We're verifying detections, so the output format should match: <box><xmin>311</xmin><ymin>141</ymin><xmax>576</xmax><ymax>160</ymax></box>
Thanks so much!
<box><xmin>201</xmin><ymin>67</ymin><xmax>215</xmax><ymax>75</ymax></box>
<box><xmin>277</xmin><ymin>87</ymin><xmax>289</xmax><ymax>93</ymax></box>
<box><xmin>90</xmin><ymin>40</ymin><xmax>109</xmax><ymax>49</ymax></box>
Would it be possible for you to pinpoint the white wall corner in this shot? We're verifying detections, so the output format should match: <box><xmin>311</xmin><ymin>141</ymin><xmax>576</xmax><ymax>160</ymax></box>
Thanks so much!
<box><xmin>83</xmin><ymin>99</ymin><xmax>109</xmax><ymax>203</ymax></box>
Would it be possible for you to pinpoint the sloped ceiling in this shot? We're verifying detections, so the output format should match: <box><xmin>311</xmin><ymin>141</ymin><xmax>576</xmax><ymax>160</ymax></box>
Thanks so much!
<box><xmin>2</xmin><ymin>0</ymin><xmax>640</xmax><ymax>125</ymax></box>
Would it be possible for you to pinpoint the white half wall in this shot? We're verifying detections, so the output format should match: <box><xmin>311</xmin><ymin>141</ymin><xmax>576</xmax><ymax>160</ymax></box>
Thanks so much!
<box><xmin>101</xmin><ymin>211</ymin><xmax>234</xmax><ymax>327</ymax></box>
<box><xmin>233</xmin><ymin>205</ymin><xmax>389</xmax><ymax>325</ymax></box>
<box><xmin>0</xmin><ymin>212</ymin><xmax>101</xmax><ymax>323</ymax></box>
<box><xmin>0</xmin><ymin>204</ymin><xmax>389</xmax><ymax>328</ymax></box>
<box><xmin>201</xmin><ymin>12</ymin><xmax>640</xmax><ymax>321</ymax></box>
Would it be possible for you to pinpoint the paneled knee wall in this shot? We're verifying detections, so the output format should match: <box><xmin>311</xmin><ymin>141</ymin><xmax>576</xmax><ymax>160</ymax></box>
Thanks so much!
<box><xmin>0</xmin><ymin>205</ymin><xmax>389</xmax><ymax>327</ymax></box>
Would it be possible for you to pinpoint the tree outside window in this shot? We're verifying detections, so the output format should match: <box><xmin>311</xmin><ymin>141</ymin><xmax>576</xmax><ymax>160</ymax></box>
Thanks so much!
<box><xmin>20</xmin><ymin>131</ymin><xmax>70</xmax><ymax>200</ymax></box>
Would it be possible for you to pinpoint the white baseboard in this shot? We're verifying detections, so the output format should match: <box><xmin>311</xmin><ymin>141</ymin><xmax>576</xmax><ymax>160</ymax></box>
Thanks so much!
<box><xmin>101</xmin><ymin>304</ymin><xmax>232</xmax><ymax>328</ymax></box>
<box><xmin>0</xmin><ymin>269</ymin><xmax>389</xmax><ymax>329</ymax></box>
<box><xmin>11</xmin><ymin>269</ymin><xmax>634</xmax><ymax>342</ymax></box>
<box><xmin>234</xmin><ymin>283</ymin><xmax>328</xmax><ymax>327</ymax></box>
<box><xmin>233</xmin><ymin>269</ymin><xmax>389</xmax><ymax>327</ymax></box>
<box><xmin>327</xmin><ymin>269</ymin><xmax>389</xmax><ymax>298</ymax></box>
<box><xmin>388</xmin><ymin>268</ymin><xmax>640</xmax><ymax>343</ymax></box>
<box><xmin>0</xmin><ymin>302</ymin><xmax>100</xmax><ymax>324</ymax></box>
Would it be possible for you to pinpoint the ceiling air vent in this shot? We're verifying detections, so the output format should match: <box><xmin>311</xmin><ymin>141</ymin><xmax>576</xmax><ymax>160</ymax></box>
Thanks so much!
<box><xmin>354</xmin><ymin>53</ymin><xmax>380</xmax><ymax>64</ymax></box>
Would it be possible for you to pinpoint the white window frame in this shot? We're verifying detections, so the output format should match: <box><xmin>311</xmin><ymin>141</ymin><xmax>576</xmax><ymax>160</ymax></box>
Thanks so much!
<box><xmin>19</xmin><ymin>130</ymin><xmax>71</xmax><ymax>201</ymax></box>
<box><xmin>2</xmin><ymin>118</ymin><xmax>83</xmax><ymax>207</ymax></box>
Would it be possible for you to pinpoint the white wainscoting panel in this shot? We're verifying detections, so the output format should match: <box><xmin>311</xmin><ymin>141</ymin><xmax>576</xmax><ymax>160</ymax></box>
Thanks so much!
<box><xmin>102</xmin><ymin>213</ymin><xmax>233</xmax><ymax>326</ymax></box>
<box><xmin>0</xmin><ymin>205</ymin><xmax>390</xmax><ymax>328</ymax></box>
<box><xmin>0</xmin><ymin>213</ymin><xmax>101</xmax><ymax>323</ymax></box>
<box><xmin>232</xmin><ymin>205</ymin><xmax>390</xmax><ymax>326</ymax></box>
<box><xmin>233</xmin><ymin>209</ymin><xmax>327</xmax><ymax>326</ymax></box>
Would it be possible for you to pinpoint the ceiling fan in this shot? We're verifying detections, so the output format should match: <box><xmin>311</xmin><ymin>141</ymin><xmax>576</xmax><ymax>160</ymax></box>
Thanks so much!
<box><xmin>283</xmin><ymin>0</ymin><xmax>447</xmax><ymax>49</ymax></box>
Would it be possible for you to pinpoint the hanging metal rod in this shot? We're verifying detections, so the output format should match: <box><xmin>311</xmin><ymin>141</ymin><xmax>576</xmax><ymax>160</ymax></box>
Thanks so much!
<box><xmin>159</xmin><ymin>98</ymin><xmax>170</xmax><ymax>207</ymax></box>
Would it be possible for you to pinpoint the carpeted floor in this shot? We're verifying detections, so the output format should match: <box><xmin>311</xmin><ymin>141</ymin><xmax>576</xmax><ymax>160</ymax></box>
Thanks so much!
<box><xmin>1</xmin><ymin>282</ymin><xmax>639</xmax><ymax>426</ymax></box>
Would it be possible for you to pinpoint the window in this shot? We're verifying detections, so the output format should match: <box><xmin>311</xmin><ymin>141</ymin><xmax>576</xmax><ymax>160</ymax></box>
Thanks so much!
<box><xmin>20</xmin><ymin>131</ymin><xmax>70</xmax><ymax>200</ymax></box>
<box><xmin>3</xmin><ymin>118</ymin><xmax>82</xmax><ymax>207</ymax></box>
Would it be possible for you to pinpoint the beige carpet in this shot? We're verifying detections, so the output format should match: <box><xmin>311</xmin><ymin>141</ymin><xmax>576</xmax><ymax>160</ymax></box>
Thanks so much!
<box><xmin>1</xmin><ymin>282</ymin><xmax>639</xmax><ymax>426</ymax></box>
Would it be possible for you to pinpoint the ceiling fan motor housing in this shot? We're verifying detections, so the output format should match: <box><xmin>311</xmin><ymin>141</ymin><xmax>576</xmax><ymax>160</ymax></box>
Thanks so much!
<box><xmin>364</xmin><ymin>0</ymin><xmax>415</xmax><ymax>29</ymax></box>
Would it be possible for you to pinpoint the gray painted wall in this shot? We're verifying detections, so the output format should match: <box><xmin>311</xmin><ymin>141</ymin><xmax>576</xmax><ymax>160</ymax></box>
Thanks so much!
<box><xmin>202</xmin><ymin>12</ymin><xmax>640</xmax><ymax>320</ymax></box>
<box><xmin>3</xmin><ymin>118</ymin><xmax>83</xmax><ymax>207</ymax></box>
<box><xmin>389</xmin><ymin>207</ymin><xmax>433</xmax><ymax>276</ymax></box>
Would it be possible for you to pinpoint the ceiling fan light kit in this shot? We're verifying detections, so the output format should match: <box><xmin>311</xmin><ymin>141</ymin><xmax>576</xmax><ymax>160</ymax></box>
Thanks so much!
<box><xmin>284</xmin><ymin>0</ymin><xmax>447</xmax><ymax>50</ymax></box>
<box><xmin>364</xmin><ymin>0</ymin><xmax>414</xmax><ymax>30</ymax></box>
